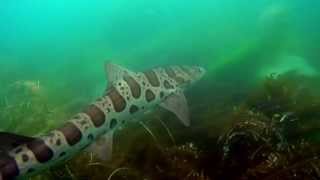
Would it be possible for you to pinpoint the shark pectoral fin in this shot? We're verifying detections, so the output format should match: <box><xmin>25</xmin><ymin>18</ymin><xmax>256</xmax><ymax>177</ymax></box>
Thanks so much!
<box><xmin>160</xmin><ymin>92</ymin><xmax>190</xmax><ymax>127</ymax></box>
<box><xmin>87</xmin><ymin>132</ymin><xmax>113</xmax><ymax>161</ymax></box>
<box><xmin>105</xmin><ymin>63</ymin><xmax>134</xmax><ymax>86</ymax></box>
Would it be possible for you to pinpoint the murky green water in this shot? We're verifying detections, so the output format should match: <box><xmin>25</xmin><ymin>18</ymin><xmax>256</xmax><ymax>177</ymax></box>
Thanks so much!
<box><xmin>0</xmin><ymin>1</ymin><xmax>320</xmax><ymax>179</ymax></box>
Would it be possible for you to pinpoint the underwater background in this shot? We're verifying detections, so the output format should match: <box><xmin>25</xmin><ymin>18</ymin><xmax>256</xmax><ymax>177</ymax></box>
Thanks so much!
<box><xmin>1</xmin><ymin>0</ymin><xmax>320</xmax><ymax>179</ymax></box>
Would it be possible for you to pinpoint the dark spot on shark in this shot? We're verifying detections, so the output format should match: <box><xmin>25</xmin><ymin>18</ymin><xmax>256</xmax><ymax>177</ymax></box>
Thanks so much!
<box><xmin>56</xmin><ymin>139</ymin><xmax>61</xmax><ymax>146</ymax></box>
<box><xmin>15</xmin><ymin>148</ymin><xmax>23</xmax><ymax>154</ymax></box>
<box><xmin>22</xmin><ymin>154</ymin><xmax>29</xmax><ymax>162</ymax></box>
<box><xmin>59</xmin><ymin>152</ymin><xmax>66</xmax><ymax>157</ymax></box>
<box><xmin>146</xmin><ymin>89</ymin><xmax>156</xmax><ymax>102</ymax></box>
<box><xmin>47</xmin><ymin>133</ymin><xmax>54</xmax><ymax>138</ymax></box>
<box><xmin>49</xmin><ymin>138</ymin><xmax>54</xmax><ymax>144</ymax></box>
<box><xmin>0</xmin><ymin>155</ymin><xmax>20</xmax><ymax>179</ymax></box>
<box><xmin>129</xmin><ymin>105</ymin><xmax>139</xmax><ymax>114</ymax></box>
<box><xmin>27</xmin><ymin>168</ymin><xmax>35</xmax><ymax>174</ymax></box>
<box><xmin>88</xmin><ymin>134</ymin><xmax>94</xmax><ymax>140</ymax></box>
<box><xmin>144</xmin><ymin>70</ymin><xmax>160</xmax><ymax>87</ymax></box>
<box><xmin>84</xmin><ymin>105</ymin><xmax>106</xmax><ymax>128</ymax></box>
<box><xmin>27</xmin><ymin>139</ymin><xmax>54</xmax><ymax>163</ymax></box>
<box><xmin>108</xmin><ymin>86</ymin><xmax>127</xmax><ymax>112</ymax></box>
<box><xmin>58</xmin><ymin>122</ymin><xmax>82</xmax><ymax>146</ymax></box>
<box><xmin>109</xmin><ymin>119</ymin><xmax>117</xmax><ymax>129</ymax></box>
<box><xmin>79</xmin><ymin>120</ymin><xmax>87</xmax><ymax>126</ymax></box>
<box><xmin>123</xmin><ymin>75</ymin><xmax>141</xmax><ymax>98</ymax></box>
<box><xmin>164</xmin><ymin>80</ymin><xmax>174</xmax><ymax>89</ymax></box>
<box><xmin>175</xmin><ymin>76</ymin><xmax>186</xmax><ymax>84</ymax></box>
<box><xmin>165</xmin><ymin>67</ymin><xmax>176</xmax><ymax>78</ymax></box>
<box><xmin>160</xmin><ymin>91</ymin><xmax>164</xmax><ymax>98</ymax></box>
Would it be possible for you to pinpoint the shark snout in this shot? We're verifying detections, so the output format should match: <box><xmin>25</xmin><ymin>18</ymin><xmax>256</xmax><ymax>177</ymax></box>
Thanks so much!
<box><xmin>194</xmin><ymin>66</ymin><xmax>206</xmax><ymax>80</ymax></box>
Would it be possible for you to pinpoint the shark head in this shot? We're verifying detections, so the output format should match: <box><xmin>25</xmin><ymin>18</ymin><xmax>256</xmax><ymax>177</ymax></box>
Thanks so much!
<box><xmin>166</xmin><ymin>65</ymin><xmax>206</xmax><ymax>88</ymax></box>
<box><xmin>187</xmin><ymin>65</ymin><xmax>207</xmax><ymax>82</ymax></box>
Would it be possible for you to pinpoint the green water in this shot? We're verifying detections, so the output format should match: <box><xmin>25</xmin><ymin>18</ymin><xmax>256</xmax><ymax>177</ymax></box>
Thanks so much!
<box><xmin>0</xmin><ymin>0</ymin><xmax>320</xmax><ymax>179</ymax></box>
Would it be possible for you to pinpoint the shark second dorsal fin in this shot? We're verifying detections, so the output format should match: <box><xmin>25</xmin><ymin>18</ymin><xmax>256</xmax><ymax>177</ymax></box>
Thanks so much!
<box><xmin>87</xmin><ymin>132</ymin><xmax>113</xmax><ymax>161</ymax></box>
<box><xmin>105</xmin><ymin>63</ymin><xmax>134</xmax><ymax>86</ymax></box>
<box><xmin>160</xmin><ymin>91</ymin><xmax>190</xmax><ymax>127</ymax></box>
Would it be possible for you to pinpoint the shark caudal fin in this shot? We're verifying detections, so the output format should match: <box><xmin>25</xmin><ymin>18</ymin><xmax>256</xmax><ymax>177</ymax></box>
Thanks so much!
<box><xmin>0</xmin><ymin>132</ymin><xmax>35</xmax><ymax>152</ymax></box>
<box><xmin>160</xmin><ymin>91</ymin><xmax>190</xmax><ymax>127</ymax></box>
<box><xmin>0</xmin><ymin>132</ymin><xmax>35</xmax><ymax>180</ymax></box>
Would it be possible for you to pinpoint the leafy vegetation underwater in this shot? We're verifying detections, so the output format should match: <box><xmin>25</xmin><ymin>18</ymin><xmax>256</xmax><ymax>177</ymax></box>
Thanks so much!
<box><xmin>0</xmin><ymin>0</ymin><xmax>320</xmax><ymax>179</ymax></box>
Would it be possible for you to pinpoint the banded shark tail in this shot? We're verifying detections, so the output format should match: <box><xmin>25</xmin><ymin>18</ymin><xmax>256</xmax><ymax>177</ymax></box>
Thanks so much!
<box><xmin>0</xmin><ymin>132</ymin><xmax>35</xmax><ymax>179</ymax></box>
<box><xmin>0</xmin><ymin>63</ymin><xmax>206</xmax><ymax>179</ymax></box>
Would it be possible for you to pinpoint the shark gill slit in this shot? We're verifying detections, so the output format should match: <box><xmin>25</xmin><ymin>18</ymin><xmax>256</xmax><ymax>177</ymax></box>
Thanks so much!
<box><xmin>172</xmin><ymin>67</ymin><xmax>187</xmax><ymax>84</ymax></box>
<box><xmin>181</xmin><ymin>66</ymin><xmax>193</xmax><ymax>76</ymax></box>
<box><xmin>165</xmin><ymin>67</ymin><xmax>184</xmax><ymax>84</ymax></box>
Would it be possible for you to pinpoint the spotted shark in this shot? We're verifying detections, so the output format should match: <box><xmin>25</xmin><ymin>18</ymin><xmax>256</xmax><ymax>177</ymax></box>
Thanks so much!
<box><xmin>0</xmin><ymin>63</ymin><xmax>206</xmax><ymax>179</ymax></box>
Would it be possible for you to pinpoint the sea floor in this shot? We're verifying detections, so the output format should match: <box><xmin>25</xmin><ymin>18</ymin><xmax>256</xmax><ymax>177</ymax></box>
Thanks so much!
<box><xmin>2</xmin><ymin>71</ymin><xmax>320</xmax><ymax>180</ymax></box>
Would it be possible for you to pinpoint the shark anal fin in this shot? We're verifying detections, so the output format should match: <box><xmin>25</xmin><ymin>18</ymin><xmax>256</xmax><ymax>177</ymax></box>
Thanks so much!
<box><xmin>0</xmin><ymin>132</ymin><xmax>35</xmax><ymax>153</ymax></box>
<box><xmin>160</xmin><ymin>92</ymin><xmax>190</xmax><ymax>126</ymax></box>
<box><xmin>87</xmin><ymin>132</ymin><xmax>113</xmax><ymax>161</ymax></box>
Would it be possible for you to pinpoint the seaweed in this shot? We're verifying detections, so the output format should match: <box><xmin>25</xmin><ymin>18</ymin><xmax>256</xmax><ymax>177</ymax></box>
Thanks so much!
<box><xmin>2</xmin><ymin>71</ymin><xmax>320</xmax><ymax>180</ymax></box>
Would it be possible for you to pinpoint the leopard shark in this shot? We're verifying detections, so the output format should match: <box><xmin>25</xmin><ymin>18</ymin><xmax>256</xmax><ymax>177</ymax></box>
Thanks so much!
<box><xmin>0</xmin><ymin>63</ymin><xmax>206</xmax><ymax>179</ymax></box>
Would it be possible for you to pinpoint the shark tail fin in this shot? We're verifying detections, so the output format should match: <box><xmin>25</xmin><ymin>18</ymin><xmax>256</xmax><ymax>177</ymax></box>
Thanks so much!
<box><xmin>0</xmin><ymin>132</ymin><xmax>35</xmax><ymax>152</ymax></box>
<box><xmin>0</xmin><ymin>132</ymin><xmax>35</xmax><ymax>180</ymax></box>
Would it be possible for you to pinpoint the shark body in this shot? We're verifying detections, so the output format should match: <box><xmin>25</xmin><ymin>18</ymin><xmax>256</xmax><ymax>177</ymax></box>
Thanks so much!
<box><xmin>0</xmin><ymin>63</ymin><xmax>205</xmax><ymax>179</ymax></box>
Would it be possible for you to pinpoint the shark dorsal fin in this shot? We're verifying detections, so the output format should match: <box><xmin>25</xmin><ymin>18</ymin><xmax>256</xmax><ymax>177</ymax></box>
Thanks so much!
<box><xmin>160</xmin><ymin>91</ymin><xmax>190</xmax><ymax>126</ymax></box>
<box><xmin>0</xmin><ymin>132</ymin><xmax>35</xmax><ymax>152</ymax></box>
<box><xmin>87</xmin><ymin>132</ymin><xmax>113</xmax><ymax>161</ymax></box>
<box><xmin>105</xmin><ymin>63</ymin><xmax>134</xmax><ymax>86</ymax></box>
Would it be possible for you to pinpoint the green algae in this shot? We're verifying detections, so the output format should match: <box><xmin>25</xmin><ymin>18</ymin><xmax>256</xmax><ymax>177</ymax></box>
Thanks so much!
<box><xmin>3</xmin><ymin>71</ymin><xmax>312</xmax><ymax>179</ymax></box>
